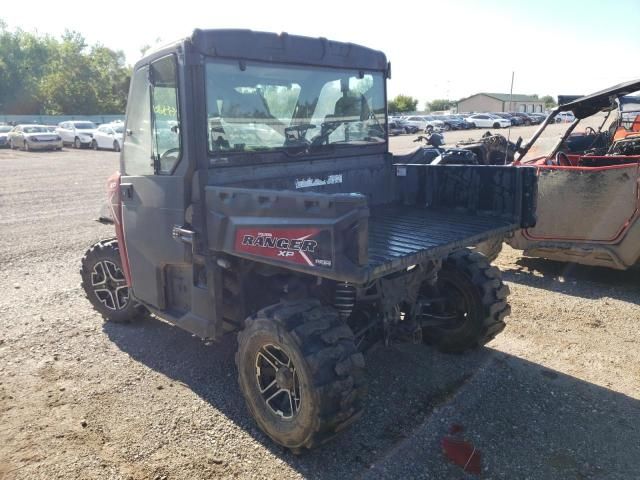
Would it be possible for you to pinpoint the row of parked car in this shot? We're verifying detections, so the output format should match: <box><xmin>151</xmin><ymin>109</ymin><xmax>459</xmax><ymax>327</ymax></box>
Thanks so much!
<box><xmin>388</xmin><ymin>111</ymin><xmax>562</xmax><ymax>135</ymax></box>
<box><xmin>0</xmin><ymin>120</ymin><xmax>124</xmax><ymax>152</ymax></box>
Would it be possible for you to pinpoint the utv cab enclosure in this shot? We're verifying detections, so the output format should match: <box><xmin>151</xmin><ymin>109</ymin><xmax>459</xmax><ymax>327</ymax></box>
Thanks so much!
<box><xmin>81</xmin><ymin>29</ymin><xmax>536</xmax><ymax>451</ymax></box>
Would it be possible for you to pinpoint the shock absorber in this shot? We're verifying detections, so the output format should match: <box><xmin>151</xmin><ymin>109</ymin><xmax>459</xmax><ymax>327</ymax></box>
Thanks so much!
<box><xmin>334</xmin><ymin>282</ymin><xmax>356</xmax><ymax>320</ymax></box>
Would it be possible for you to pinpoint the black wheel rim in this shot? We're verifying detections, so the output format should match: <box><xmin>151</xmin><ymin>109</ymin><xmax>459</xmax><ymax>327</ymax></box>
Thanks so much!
<box><xmin>422</xmin><ymin>277</ymin><xmax>474</xmax><ymax>331</ymax></box>
<box><xmin>255</xmin><ymin>344</ymin><xmax>301</xmax><ymax>419</ymax></box>
<box><xmin>90</xmin><ymin>260</ymin><xmax>129</xmax><ymax>311</ymax></box>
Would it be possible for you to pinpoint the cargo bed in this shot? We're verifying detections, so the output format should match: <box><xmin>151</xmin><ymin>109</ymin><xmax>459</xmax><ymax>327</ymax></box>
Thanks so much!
<box><xmin>367</xmin><ymin>206</ymin><xmax>514</xmax><ymax>277</ymax></box>
<box><xmin>205</xmin><ymin>164</ymin><xmax>537</xmax><ymax>284</ymax></box>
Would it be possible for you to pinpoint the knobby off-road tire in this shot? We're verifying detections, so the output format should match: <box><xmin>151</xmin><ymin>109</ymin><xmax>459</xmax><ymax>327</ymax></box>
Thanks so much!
<box><xmin>423</xmin><ymin>249</ymin><xmax>510</xmax><ymax>353</ymax></box>
<box><xmin>473</xmin><ymin>236</ymin><xmax>504</xmax><ymax>263</ymax></box>
<box><xmin>236</xmin><ymin>299</ymin><xmax>366</xmax><ymax>451</ymax></box>
<box><xmin>80</xmin><ymin>238</ymin><xmax>141</xmax><ymax>323</ymax></box>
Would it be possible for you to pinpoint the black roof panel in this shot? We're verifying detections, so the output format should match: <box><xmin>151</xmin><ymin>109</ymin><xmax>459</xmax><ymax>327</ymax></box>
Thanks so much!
<box><xmin>189</xmin><ymin>29</ymin><xmax>387</xmax><ymax>71</ymax></box>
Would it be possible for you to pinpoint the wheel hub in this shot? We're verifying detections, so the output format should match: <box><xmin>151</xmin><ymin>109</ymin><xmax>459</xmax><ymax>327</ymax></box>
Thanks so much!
<box><xmin>90</xmin><ymin>260</ymin><xmax>129</xmax><ymax>311</ymax></box>
<box><xmin>275</xmin><ymin>367</ymin><xmax>294</xmax><ymax>390</ymax></box>
<box><xmin>255</xmin><ymin>344</ymin><xmax>301</xmax><ymax>419</ymax></box>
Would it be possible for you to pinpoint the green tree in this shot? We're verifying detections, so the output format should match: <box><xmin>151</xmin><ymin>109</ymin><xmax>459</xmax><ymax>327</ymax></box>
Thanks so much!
<box><xmin>426</xmin><ymin>99</ymin><xmax>454</xmax><ymax>112</ymax></box>
<box><xmin>0</xmin><ymin>22</ymin><xmax>131</xmax><ymax>115</ymax></box>
<box><xmin>541</xmin><ymin>95</ymin><xmax>557</xmax><ymax>108</ymax></box>
<box><xmin>388</xmin><ymin>94</ymin><xmax>418</xmax><ymax>113</ymax></box>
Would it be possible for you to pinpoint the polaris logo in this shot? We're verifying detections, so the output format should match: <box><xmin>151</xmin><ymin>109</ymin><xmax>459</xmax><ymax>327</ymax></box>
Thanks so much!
<box><xmin>241</xmin><ymin>234</ymin><xmax>318</xmax><ymax>252</ymax></box>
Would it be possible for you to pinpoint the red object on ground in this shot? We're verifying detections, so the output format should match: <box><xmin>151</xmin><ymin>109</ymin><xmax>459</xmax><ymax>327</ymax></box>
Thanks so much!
<box><xmin>441</xmin><ymin>436</ymin><xmax>482</xmax><ymax>475</ymax></box>
<box><xmin>449</xmin><ymin>423</ymin><xmax>465</xmax><ymax>435</ymax></box>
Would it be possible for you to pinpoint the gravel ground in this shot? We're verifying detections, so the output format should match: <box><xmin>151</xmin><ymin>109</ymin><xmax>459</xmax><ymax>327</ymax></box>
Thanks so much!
<box><xmin>0</xmin><ymin>137</ymin><xmax>638</xmax><ymax>479</ymax></box>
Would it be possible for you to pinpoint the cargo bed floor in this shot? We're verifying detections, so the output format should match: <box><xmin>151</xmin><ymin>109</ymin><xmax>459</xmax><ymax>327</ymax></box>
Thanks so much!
<box><xmin>367</xmin><ymin>206</ymin><xmax>514</xmax><ymax>274</ymax></box>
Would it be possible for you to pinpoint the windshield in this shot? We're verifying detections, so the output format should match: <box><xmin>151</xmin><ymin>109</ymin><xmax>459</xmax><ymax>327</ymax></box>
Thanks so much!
<box><xmin>23</xmin><ymin>126</ymin><xmax>48</xmax><ymax>133</ymax></box>
<box><xmin>74</xmin><ymin>122</ymin><xmax>96</xmax><ymax>130</ymax></box>
<box><xmin>205</xmin><ymin>59</ymin><xmax>386</xmax><ymax>155</ymax></box>
<box><xmin>112</xmin><ymin>126</ymin><xmax>124</xmax><ymax>134</ymax></box>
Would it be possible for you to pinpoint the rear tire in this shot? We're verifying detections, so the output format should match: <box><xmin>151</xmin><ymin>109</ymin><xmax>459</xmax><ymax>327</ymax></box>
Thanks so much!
<box><xmin>422</xmin><ymin>249</ymin><xmax>510</xmax><ymax>353</ymax></box>
<box><xmin>91</xmin><ymin>139</ymin><xmax>98</xmax><ymax>150</ymax></box>
<box><xmin>236</xmin><ymin>299</ymin><xmax>365</xmax><ymax>451</ymax></box>
<box><xmin>473</xmin><ymin>236</ymin><xmax>504</xmax><ymax>263</ymax></box>
<box><xmin>80</xmin><ymin>238</ymin><xmax>141</xmax><ymax>323</ymax></box>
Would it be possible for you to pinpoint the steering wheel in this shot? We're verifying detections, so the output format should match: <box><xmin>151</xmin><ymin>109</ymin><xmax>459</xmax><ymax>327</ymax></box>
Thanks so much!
<box><xmin>555</xmin><ymin>151</ymin><xmax>571</xmax><ymax>166</ymax></box>
<box><xmin>584</xmin><ymin>126</ymin><xmax>597</xmax><ymax>136</ymax></box>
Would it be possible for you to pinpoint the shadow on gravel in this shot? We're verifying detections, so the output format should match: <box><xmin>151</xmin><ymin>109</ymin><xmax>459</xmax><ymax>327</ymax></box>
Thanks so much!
<box><xmin>502</xmin><ymin>256</ymin><xmax>640</xmax><ymax>304</ymax></box>
<box><xmin>104</xmin><ymin>318</ymin><xmax>495</xmax><ymax>479</ymax></box>
<box><xmin>366</xmin><ymin>349</ymin><xmax>640</xmax><ymax>479</ymax></box>
<box><xmin>104</xmin><ymin>318</ymin><xmax>640</xmax><ymax>479</ymax></box>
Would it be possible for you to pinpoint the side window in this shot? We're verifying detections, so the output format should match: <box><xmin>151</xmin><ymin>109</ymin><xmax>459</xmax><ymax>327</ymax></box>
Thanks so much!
<box><xmin>122</xmin><ymin>66</ymin><xmax>153</xmax><ymax>176</ymax></box>
<box><xmin>150</xmin><ymin>55</ymin><xmax>181</xmax><ymax>174</ymax></box>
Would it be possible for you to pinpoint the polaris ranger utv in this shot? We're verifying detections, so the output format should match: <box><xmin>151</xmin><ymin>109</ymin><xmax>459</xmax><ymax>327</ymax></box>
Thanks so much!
<box><xmin>80</xmin><ymin>29</ymin><xmax>536</xmax><ymax>451</ymax></box>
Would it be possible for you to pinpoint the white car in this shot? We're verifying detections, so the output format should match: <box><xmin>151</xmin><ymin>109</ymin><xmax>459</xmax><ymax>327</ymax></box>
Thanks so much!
<box><xmin>0</xmin><ymin>125</ymin><xmax>12</xmax><ymax>148</ymax></box>
<box><xmin>56</xmin><ymin>121</ymin><xmax>98</xmax><ymax>148</ymax></box>
<box><xmin>92</xmin><ymin>123</ymin><xmax>124</xmax><ymax>152</ymax></box>
<box><xmin>7</xmin><ymin>124</ymin><xmax>63</xmax><ymax>151</ymax></box>
<box><xmin>465</xmin><ymin>114</ymin><xmax>511</xmax><ymax>129</ymax></box>
<box><xmin>403</xmin><ymin>115</ymin><xmax>444</xmax><ymax>132</ymax></box>
<box><xmin>555</xmin><ymin>111</ymin><xmax>576</xmax><ymax>123</ymax></box>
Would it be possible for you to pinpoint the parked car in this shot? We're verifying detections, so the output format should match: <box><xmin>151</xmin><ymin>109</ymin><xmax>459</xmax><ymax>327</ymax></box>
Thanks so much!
<box><xmin>56</xmin><ymin>121</ymin><xmax>98</xmax><ymax>148</ymax></box>
<box><xmin>555</xmin><ymin>111</ymin><xmax>576</xmax><ymax>123</ymax></box>
<box><xmin>508</xmin><ymin>112</ymin><xmax>533</xmax><ymax>126</ymax></box>
<box><xmin>420</xmin><ymin>115</ymin><xmax>445</xmax><ymax>132</ymax></box>
<box><xmin>7</xmin><ymin>124</ymin><xmax>63</xmax><ymax>151</ymax></box>
<box><xmin>526</xmin><ymin>113</ymin><xmax>545</xmax><ymax>125</ymax></box>
<box><xmin>403</xmin><ymin>115</ymin><xmax>444</xmax><ymax>132</ymax></box>
<box><xmin>465</xmin><ymin>114</ymin><xmax>511</xmax><ymax>129</ymax></box>
<box><xmin>492</xmin><ymin>112</ymin><xmax>522</xmax><ymax>126</ymax></box>
<box><xmin>439</xmin><ymin>115</ymin><xmax>467</xmax><ymax>131</ymax></box>
<box><xmin>447</xmin><ymin>114</ymin><xmax>473</xmax><ymax>129</ymax></box>
<box><xmin>92</xmin><ymin>123</ymin><xmax>124</xmax><ymax>151</ymax></box>
<box><xmin>395</xmin><ymin>119</ymin><xmax>420</xmax><ymax>134</ymax></box>
<box><xmin>0</xmin><ymin>125</ymin><xmax>12</xmax><ymax>148</ymax></box>
<box><xmin>387</xmin><ymin>121</ymin><xmax>405</xmax><ymax>136</ymax></box>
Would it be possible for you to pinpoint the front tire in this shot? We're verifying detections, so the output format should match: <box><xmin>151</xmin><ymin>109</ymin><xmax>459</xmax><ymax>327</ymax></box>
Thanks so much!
<box><xmin>422</xmin><ymin>249</ymin><xmax>510</xmax><ymax>353</ymax></box>
<box><xmin>74</xmin><ymin>137</ymin><xmax>81</xmax><ymax>149</ymax></box>
<box><xmin>91</xmin><ymin>139</ymin><xmax>98</xmax><ymax>150</ymax></box>
<box><xmin>80</xmin><ymin>238</ymin><xmax>141</xmax><ymax>323</ymax></box>
<box><xmin>236</xmin><ymin>299</ymin><xmax>365</xmax><ymax>451</ymax></box>
<box><xmin>493</xmin><ymin>122</ymin><xmax>500</xmax><ymax>129</ymax></box>
<box><xmin>113</xmin><ymin>140</ymin><xmax>121</xmax><ymax>152</ymax></box>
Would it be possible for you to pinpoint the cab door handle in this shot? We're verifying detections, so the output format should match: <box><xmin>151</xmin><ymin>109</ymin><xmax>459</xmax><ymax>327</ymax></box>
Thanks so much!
<box><xmin>120</xmin><ymin>183</ymin><xmax>133</xmax><ymax>199</ymax></box>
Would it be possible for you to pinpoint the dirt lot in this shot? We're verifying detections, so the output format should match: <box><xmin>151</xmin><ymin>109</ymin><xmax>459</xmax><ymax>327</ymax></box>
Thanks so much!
<box><xmin>1</xmin><ymin>136</ymin><xmax>639</xmax><ymax>479</ymax></box>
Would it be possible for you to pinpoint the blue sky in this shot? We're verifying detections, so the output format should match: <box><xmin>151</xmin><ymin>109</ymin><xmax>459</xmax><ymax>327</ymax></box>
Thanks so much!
<box><xmin>2</xmin><ymin>0</ymin><xmax>638</xmax><ymax>108</ymax></box>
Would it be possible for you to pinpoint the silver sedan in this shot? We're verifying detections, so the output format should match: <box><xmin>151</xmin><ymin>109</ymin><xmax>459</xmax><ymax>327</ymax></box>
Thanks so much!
<box><xmin>8</xmin><ymin>125</ymin><xmax>63</xmax><ymax>151</ymax></box>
